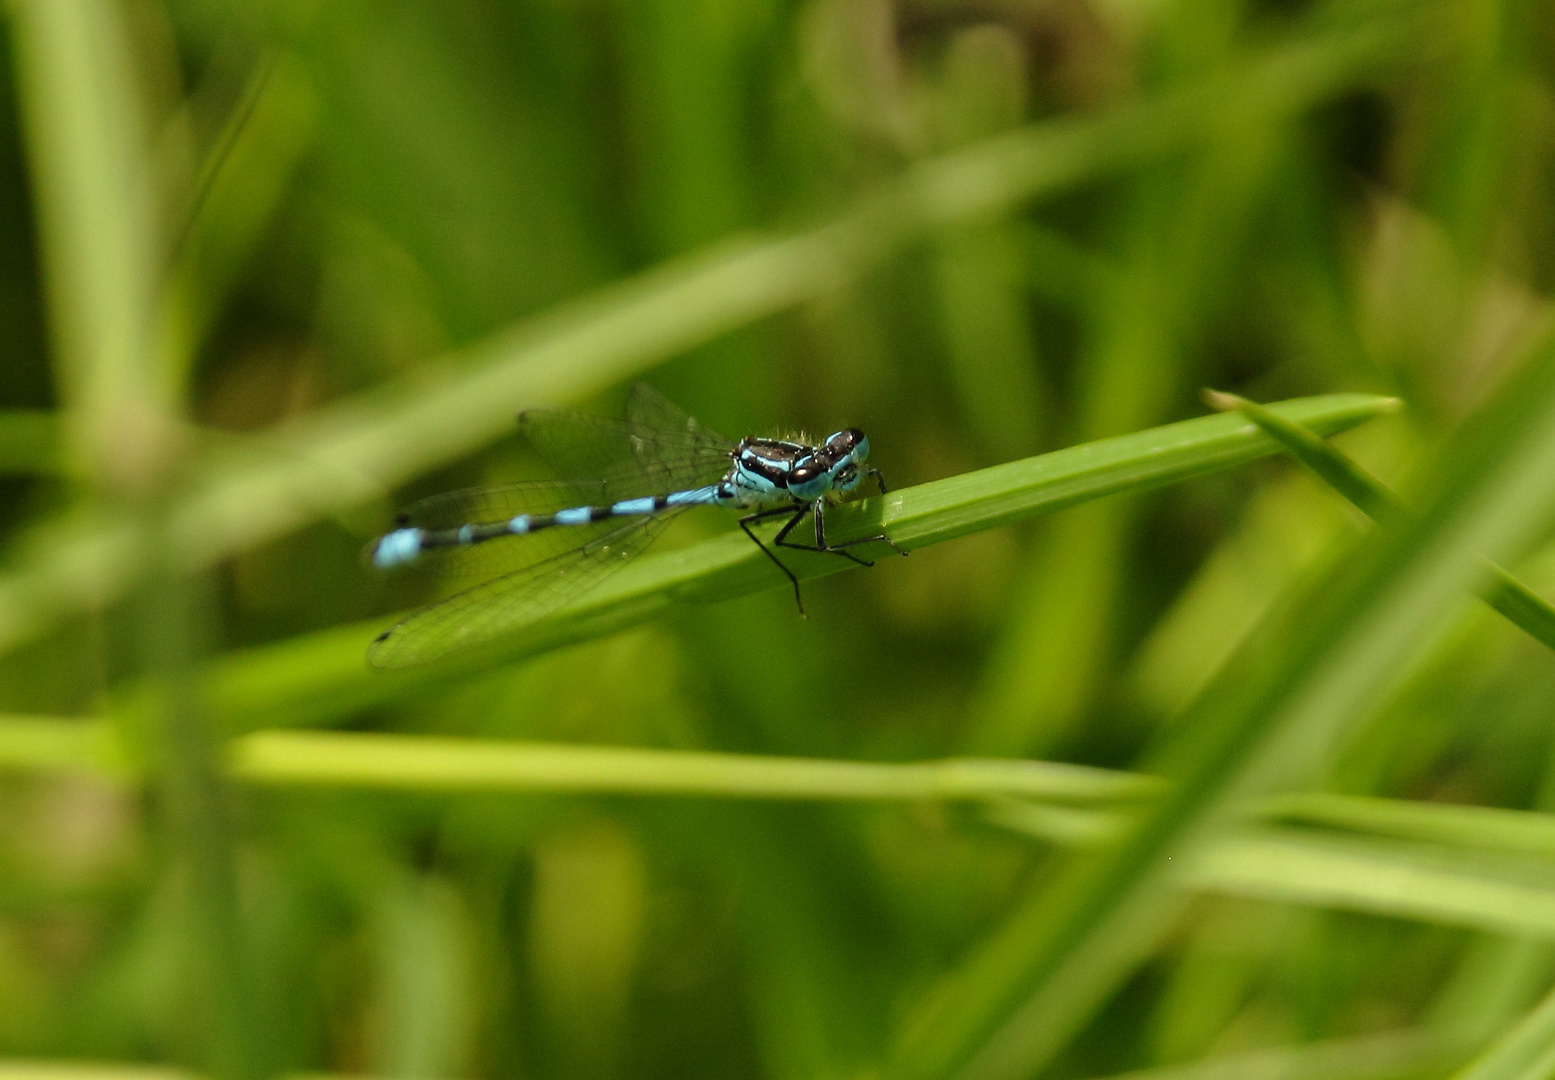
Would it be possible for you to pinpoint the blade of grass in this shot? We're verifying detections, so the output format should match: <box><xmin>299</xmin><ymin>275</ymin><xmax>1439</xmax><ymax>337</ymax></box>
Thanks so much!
<box><xmin>1188</xmin><ymin>829</ymin><xmax>1555</xmax><ymax>939</ymax></box>
<box><xmin>11</xmin><ymin>4</ymin><xmax>258</xmax><ymax>1078</ymax></box>
<box><xmin>1263</xmin><ymin>793</ymin><xmax>1555</xmax><ymax>857</ymax></box>
<box><xmin>160</xmin><ymin>53</ymin><xmax>315</xmax><ymax>399</ymax></box>
<box><xmin>989</xmin><ymin>790</ymin><xmax>1555</xmax><ymax>864</ymax></box>
<box><xmin>990</xmin><ymin>802</ymin><xmax>1555</xmax><ymax>938</ymax></box>
<box><xmin>19</xmin><ymin>706</ymin><xmax>1555</xmax><ymax>875</ymax></box>
<box><xmin>0</xmin><ymin>6</ymin><xmax>1437</xmax><ymax>661</ymax></box>
<box><xmin>8</xmin><ymin>0</ymin><xmax>168</xmax><ymax>491</ymax></box>
<box><xmin>1204</xmin><ymin>390</ymin><xmax>1555</xmax><ymax>651</ymax></box>
<box><xmin>193</xmin><ymin>393</ymin><xmax>1395</xmax><ymax>720</ymax></box>
<box><xmin>24</xmin><ymin>711</ymin><xmax>1555</xmax><ymax>944</ymax></box>
<box><xmin>890</xmin><ymin>327</ymin><xmax>1555</xmax><ymax>1080</ymax></box>
<box><xmin>223</xmin><ymin>738</ymin><xmax>1555</xmax><ymax>942</ymax></box>
<box><xmin>227</xmin><ymin>730</ymin><xmax>1161</xmax><ymax>802</ymax></box>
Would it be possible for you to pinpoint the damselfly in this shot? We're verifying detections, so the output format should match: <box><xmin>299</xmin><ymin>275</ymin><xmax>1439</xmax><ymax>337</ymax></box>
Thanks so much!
<box><xmin>366</xmin><ymin>384</ymin><xmax>904</xmax><ymax>667</ymax></box>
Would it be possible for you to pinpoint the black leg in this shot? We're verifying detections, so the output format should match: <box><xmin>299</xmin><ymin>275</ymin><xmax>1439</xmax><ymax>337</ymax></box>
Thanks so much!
<box><xmin>867</xmin><ymin>466</ymin><xmax>888</xmax><ymax>495</ymax></box>
<box><xmin>740</xmin><ymin>503</ymin><xmax>809</xmax><ymax>614</ymax></box>
<box><xmin>773</xmin><ymin>500</ymin><xmax>871</xmax><ymax>567</ymax></box>
<box><xmin>777</xmin><ymin>500</ymin><xmax>907</xmax><ymax>562</ymax></box>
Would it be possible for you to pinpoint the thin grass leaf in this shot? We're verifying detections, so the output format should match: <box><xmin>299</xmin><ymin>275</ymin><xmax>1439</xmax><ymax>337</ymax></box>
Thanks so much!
<box><xmin>1188</xmin><ymin>829</ymin><xmax>1555</xmax><ymax>939</ymax></box>
<box><xmin>8</xmin><ymin>0</ymin><xmax>167</xmax><ymax>489</ymax></box>
<box><xmin>0</xmin><ymin>6</ymin><xmax>1434</xmax><ymax>662</ymax></box>
<box><xmin>160</xmin><ymin>53</ymin><xmax>316</xmax><ymax>397</ymax></box>
<box><xmin>989</xmin><ymin>800</ymin><xmax>1555</xmax><ymax>937</ymax></box>
<box><xmin>990</xmin><ymin>790</ymin><xmax>1555</xmax><ymax>863</ymax></box>
<box><xmin>186</xmin><ymin>393</ymin><xmax>1395</xmax><ymax>726</ymax></box>
<box><xmin>29</xmin><ymin>713</ymin><xmax>1555</xmax><ymax>946</ymax></box>
<box><xmin>1263</xmin><ymin>793</ymin><xmax>1555</xmax><ymax>858</ymax></box>
<box><xmin>1202</xmin><ymin>390</ymin><xmax>1404</xmax><ymax>521</ymax></box>
<box><xmin>227</xmin><ymin>730</ymin><xmax>1161</xmax><ymax>802</ymax></box>
<box><xmin>1205</xmin><ymin>389</ymin><xmax>1555</xmax><ymax>651</ymax></box>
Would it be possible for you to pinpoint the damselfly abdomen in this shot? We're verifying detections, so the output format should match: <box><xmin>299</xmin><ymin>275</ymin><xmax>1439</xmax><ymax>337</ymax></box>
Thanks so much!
<box><xmin>366</xmin><ymin>384</ymin><xmax>903</xmax><ymax>667</ymax></box>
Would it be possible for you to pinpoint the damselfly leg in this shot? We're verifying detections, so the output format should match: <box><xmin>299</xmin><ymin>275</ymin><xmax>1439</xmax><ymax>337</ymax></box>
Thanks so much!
<box><xmin>738</xmin><ymin>475</ymin><xmax>907</xmax><ymax>614</ymax></box>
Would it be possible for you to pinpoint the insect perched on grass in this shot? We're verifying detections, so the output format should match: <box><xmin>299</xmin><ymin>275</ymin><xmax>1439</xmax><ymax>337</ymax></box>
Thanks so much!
<box><xmin>366</xmin><ymin>384</ymin><xmax>905</xmax><ymax>667</ymax></box>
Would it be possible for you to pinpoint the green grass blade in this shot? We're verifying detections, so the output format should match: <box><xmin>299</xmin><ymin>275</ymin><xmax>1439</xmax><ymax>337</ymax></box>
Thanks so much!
<box><xmin>8</xmin><ymin>0</ymin><xmax>166</xmax><ymax>489</ymax></box>
<box><xmin>0</xmin><ymin>6</ymin><xmax>1431</xmax><ymax>662</ymax></box>
<box><xmin>1202</xmin><ymin>390</ymin><xmax>1404</xmax><ymax>521</ymax></box>
<box><xmin>188</xmin><ymin>392</ymin><xmax>1393</xmax><ymax>722</ymax></box>
<box><xmin>228</xmin><ymin>730</ymin><xmax>1161</xmax><ymax>802</ymax></box>
<box><xmin>160</xmin><ymin>54</ymin><xmax>316</xmax><ymax>398</ymax></box>
<box><xmin>1188</xmin><ymin>829</ymin><xmax>1555</xmax><ymax>939</ymax></box>
<box><xmin>991</xmin><ymin>799</ymin><xmax>1555</xmax><ymax>937</ymax></box>
<box><xmin>1206</xmin><ymin>390</ymin><xmax>1555</xmax><ymax>651</ymax></box>
<box><xmin>1263</xmin><ymin>793</ymin><xmax>1555</xmax><ymax>857</ymax></box>
<box><xmin>24</xmin><ymin>712</ymin><xmax>1555</xmax><ymax>944</ymax></box>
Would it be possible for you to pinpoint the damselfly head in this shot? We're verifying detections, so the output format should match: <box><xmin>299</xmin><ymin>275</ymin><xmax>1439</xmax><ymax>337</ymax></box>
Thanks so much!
<box><xmin>822</xmin><ymin>428</ymin><xmax>868</xmax><ymax>463</ymax></box>
<box><xmin>817</xmin><ymin>429</ymin><xmax>870</xmax><ymax>492</ymax></box>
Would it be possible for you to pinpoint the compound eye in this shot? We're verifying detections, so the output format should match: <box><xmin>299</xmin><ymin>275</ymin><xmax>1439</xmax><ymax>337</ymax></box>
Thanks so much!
<box><xmin>824</xmin><ymin>430</ymin><xmax>856</xmax><ymax>455</ymax></box>
<box><xmin>791</xmin><ymin>464</ymin><xmax>820</xmax><ymax>485</ymax></box>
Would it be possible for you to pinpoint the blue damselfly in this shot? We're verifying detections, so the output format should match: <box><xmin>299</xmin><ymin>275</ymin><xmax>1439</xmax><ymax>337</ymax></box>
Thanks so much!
<box><xmin>366</xmin><ymin>384</ymin><xmax>903</xmax><ymax>667</ymax></box>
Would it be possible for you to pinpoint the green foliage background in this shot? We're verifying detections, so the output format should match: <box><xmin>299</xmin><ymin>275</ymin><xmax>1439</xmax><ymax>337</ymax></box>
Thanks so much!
<box><xmin>3</xmin><ymin>1</ymin><xmax>1555</xmax><ymax>1079</ymax></box>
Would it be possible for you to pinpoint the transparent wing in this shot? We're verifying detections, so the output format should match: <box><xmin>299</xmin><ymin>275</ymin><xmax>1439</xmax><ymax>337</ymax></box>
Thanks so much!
<box><xmin>623</xmin><ymin>382</ymin><xmax>726</xmax><ymax>440</ymax></box>
<box><xmin>399</xmin><ymin>479</ymin><xmax>609</xmax><ymax>528</ymax></box>
<box><xmin>518</xmin><ymin>383</ymin><xmax>733</xmax><ymax>498</ymax></box>
<box><xmin>383</xmin><ymin>478</ymin><xmax>618</xmax><ymax>578</ymax></box>
<box><xmin>366</xmin><ymin>508</ymin><xmax>685</xmax><ymax>668</ymax></box>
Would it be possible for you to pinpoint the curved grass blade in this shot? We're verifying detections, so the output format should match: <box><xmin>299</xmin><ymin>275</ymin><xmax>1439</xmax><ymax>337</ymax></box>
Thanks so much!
<box><xmin>191</xmin><ymin>391</ymin><xmax>1398</xmax><ymax>728</ymax></box>
<box><xmin>1205</xmin><ymin>389</ymin><xmax>1555</xmax><ymax>652</ymax></box>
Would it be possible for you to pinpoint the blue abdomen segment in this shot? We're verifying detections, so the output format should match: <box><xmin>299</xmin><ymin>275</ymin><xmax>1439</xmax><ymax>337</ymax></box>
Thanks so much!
<box><xmin>666</xmin><ymin>484</ymin><xmax>727</xmax><ymax>507</ymax></box>
<box><xmin>373</xmin><ymin>528</ymin><xmax>425</xmax><ymax>568</ymax></box>
<box><xmin>371</xmin><ymin>485</ymin><xmax>735</xmax><ymax>566</ymax></box>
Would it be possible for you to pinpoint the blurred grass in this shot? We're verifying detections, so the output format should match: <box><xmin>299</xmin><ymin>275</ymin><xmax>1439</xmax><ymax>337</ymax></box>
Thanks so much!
<box><xmin>1204</xmin><ymin>390</ymin><xmax>1555</xmax><ymax>651</ymax></box>
<box><xmin>1</xmin><ymin>0</ymin><xmax>1555</xmax><ymax>1078</ymax></box>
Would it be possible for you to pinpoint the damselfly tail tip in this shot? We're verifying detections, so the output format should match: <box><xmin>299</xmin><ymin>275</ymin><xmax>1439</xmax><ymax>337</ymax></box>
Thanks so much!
<box><xmin>365</xmin><ymin>527</ymin><xmax>424</xmax><ymax>570</ymax></box>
